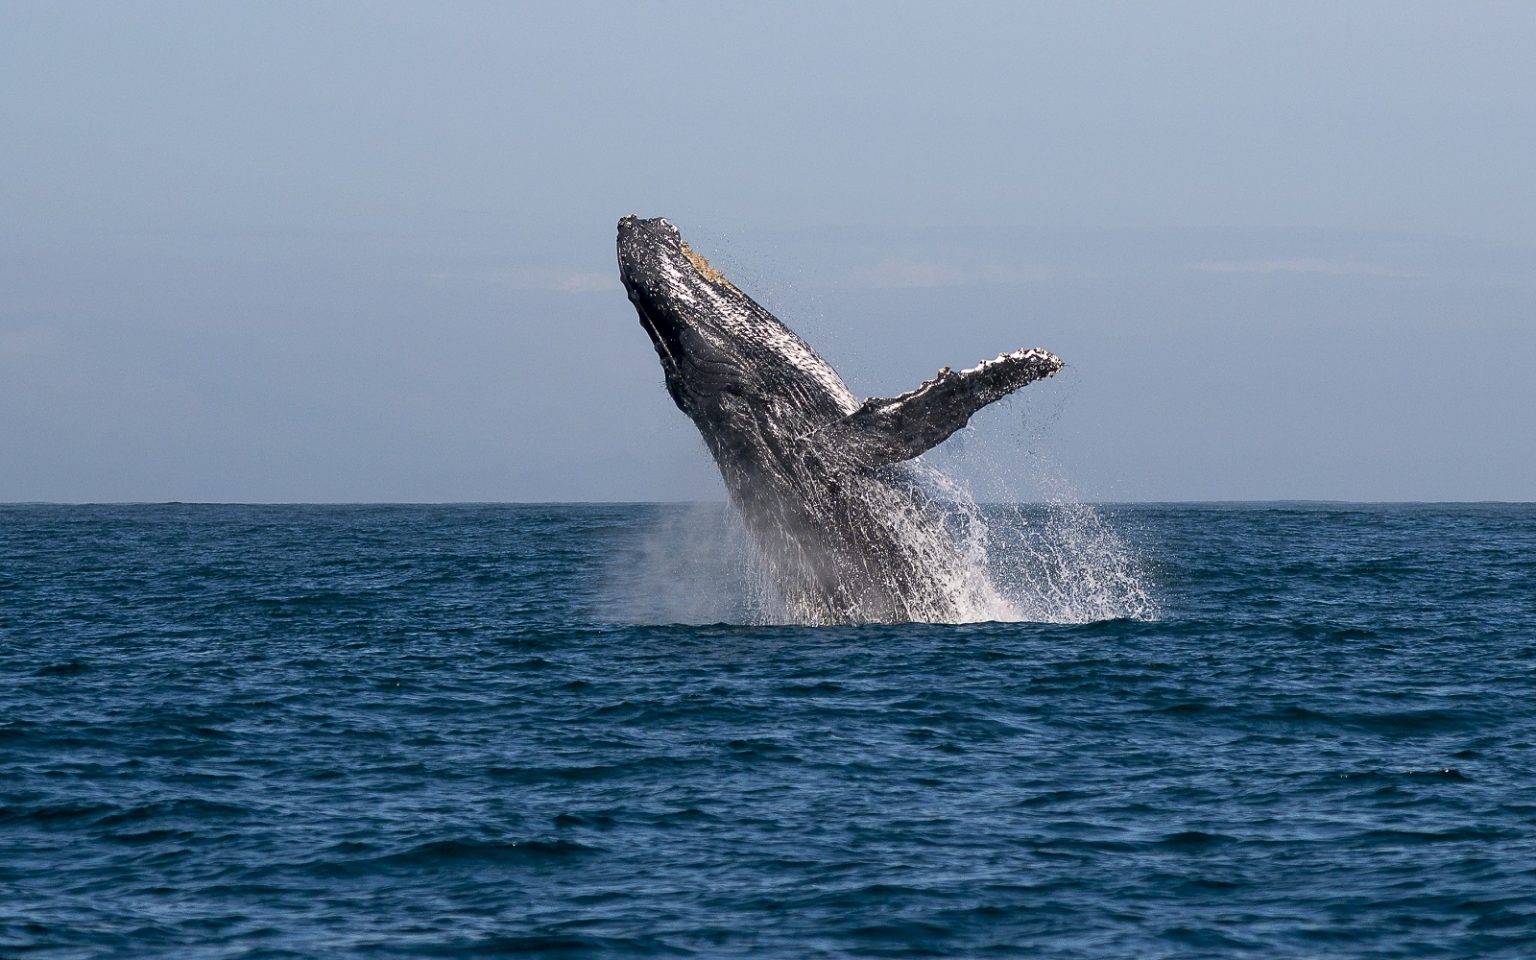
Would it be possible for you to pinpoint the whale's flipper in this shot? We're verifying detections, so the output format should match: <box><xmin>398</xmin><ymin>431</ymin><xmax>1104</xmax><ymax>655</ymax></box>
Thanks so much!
<box><xmin>808</xmin><ymin>348</ymin><xmax>1063</xmax><ymax>467</ymax></box>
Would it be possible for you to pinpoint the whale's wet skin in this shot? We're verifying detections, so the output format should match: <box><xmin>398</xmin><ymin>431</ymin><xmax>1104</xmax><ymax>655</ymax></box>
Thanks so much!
<box><xmin>617</xmin><ymin>216</ymin><xmax>1063</xmax><ymax>624</ymax></box>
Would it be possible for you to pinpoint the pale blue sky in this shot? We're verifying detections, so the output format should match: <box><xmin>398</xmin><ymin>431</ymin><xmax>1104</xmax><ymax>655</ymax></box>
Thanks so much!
<box><xmin>2</xmin><ymin>1</ymin><xmax>1532</xmax><ymax>501</ymax></box>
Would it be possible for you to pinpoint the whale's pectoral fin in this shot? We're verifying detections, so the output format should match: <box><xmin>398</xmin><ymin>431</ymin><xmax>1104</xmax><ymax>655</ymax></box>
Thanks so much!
<box><xmin>807</xmin><ymin>348</ymin><xmax>1063</xmax><ymax>467</ymax></box>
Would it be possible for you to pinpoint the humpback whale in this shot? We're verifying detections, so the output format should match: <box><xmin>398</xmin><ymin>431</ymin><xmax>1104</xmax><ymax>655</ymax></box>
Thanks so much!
<box><xmin>617</xmin><ymin>215</ymin><xmax>1062</xmax><ymax>624</ymax></box>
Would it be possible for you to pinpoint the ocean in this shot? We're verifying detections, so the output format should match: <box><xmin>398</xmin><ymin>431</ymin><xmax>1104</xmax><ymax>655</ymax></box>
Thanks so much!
<box><xmin>2</xmin><ymin>502</ymin><xmax>1534</xmax><ymax>958</ymax></box>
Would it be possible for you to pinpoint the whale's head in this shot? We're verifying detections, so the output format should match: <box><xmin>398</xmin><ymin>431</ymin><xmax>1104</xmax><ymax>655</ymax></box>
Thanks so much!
<box><xmin>616</xmin><ymin>215</ymin><xmax>851</xmax><ymax>431</ymax></box>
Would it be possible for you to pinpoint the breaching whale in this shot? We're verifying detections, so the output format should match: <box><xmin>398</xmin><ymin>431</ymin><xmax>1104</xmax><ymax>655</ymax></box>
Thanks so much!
<box><xmin>617</xmin><ymin>215</ymin><xmax>1062</xmax><ymax>624</ymax></box>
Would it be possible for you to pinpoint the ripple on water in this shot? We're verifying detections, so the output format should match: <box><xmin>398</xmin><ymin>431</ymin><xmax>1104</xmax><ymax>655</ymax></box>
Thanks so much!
<box><xmin>1</xmin><ymin>503</ymin><xmax>1534</xmax><ymax>957</ymax></box>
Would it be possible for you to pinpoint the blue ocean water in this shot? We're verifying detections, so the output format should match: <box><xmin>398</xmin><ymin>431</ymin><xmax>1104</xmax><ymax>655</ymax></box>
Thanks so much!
<box><xmin>3</xmin><ymin>502</ymin><xmax>1534</xmax><ymax>958</ymax></box>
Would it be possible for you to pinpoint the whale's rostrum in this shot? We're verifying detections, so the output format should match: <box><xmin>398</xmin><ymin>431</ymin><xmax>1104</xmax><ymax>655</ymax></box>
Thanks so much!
<box><xmin>616</xmin><ymin>215</ymin><xmax>1062</xmax><ymax>624</ymax></box>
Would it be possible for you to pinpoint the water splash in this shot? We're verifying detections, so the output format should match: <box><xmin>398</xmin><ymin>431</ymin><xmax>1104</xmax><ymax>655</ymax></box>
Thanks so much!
<box><xmin>911</xmin><ymin>455</ymin><xmax>1158</xmax><ymax>624</ymax></box>
<box><xmin>977</xmin><ymin>491</ymin><xmax>1160</xmax><ymax>624</ymax></box>
<box><xmin>607</xmin><ymin>450</ymin><xmax>1158</xmax><ymax>626</ymax></box>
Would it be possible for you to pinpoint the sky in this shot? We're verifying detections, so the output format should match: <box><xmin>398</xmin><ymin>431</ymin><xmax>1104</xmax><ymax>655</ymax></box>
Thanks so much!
<box><xmin>2</xmin><ymin>1</ymin><xmax>1533</xmax><ymax>502</ymax></box>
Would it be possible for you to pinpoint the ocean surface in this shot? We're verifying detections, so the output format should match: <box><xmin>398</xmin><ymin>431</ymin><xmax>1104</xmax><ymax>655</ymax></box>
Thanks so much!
<box><xmin>3</xmin><ymin>502</ymin><xmax>1534</xmax><ymax>958</ymax></box>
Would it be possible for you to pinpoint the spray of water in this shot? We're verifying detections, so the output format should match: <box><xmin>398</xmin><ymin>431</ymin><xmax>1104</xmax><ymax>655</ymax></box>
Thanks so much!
<box><xmin>928</xmin><ymin>376</ymin><xmax>1160</xmax><ymax>624</ymax></box>
<box><xmin>971</xmin><ymin>480</ymin><xmax>1160</xmax><ymax>624</ymax></box>
<box><xmin>603</xmin><ymin>502</ymin><xmax>776</xmax><ymax>626</ymax></box>
<box><xmin>605</xmin><ymin>440</ymin><xmax>1158</xmax><ymax>626</ymax></box>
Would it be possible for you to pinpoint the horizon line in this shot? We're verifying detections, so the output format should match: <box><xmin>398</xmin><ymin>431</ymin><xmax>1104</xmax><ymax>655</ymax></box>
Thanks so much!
<box><xmin>2</xmin><ymin>499</ymin><xmax>1532</xmax><ymax>508</ymax></box>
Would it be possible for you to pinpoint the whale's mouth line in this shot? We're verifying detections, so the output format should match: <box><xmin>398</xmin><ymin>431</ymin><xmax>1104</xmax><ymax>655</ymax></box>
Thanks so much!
<box><xmin>628</xmin><ymin>291</ymin><xmax>744</xmax><ymax>405</ymax></box>
<box><xmin>630</xmin><ymin>292</ymin><xmax>679</xmax><ymax>370</ymax></box>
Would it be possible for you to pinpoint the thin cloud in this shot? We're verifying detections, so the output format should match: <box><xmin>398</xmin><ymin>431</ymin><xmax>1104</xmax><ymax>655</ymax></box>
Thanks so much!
<box><xmin>846</xmin><ymin>257</ymin><xmax>1056</xmax><ymax>289</ymax></box>
<box><xmin>848</xmin><ymin>258</ymin><xmax>966</xmax><ymax>288</ymax></box>
<box><xmin>427</xmin><ymin>268</ymin><xmax>620</xmax><ymax>293</ymax></box>
<box><xmin>1190</xmin><ymin>258</ymin><xmax>1412</xmax><ymax>278</ymax></box>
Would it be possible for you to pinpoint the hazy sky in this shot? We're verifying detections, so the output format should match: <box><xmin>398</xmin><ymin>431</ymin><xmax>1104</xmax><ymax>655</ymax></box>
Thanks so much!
<box><xmin>2</xmin><ymin>1</ymin><xmax>1532</xmax><ymax>502</ymax></box>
